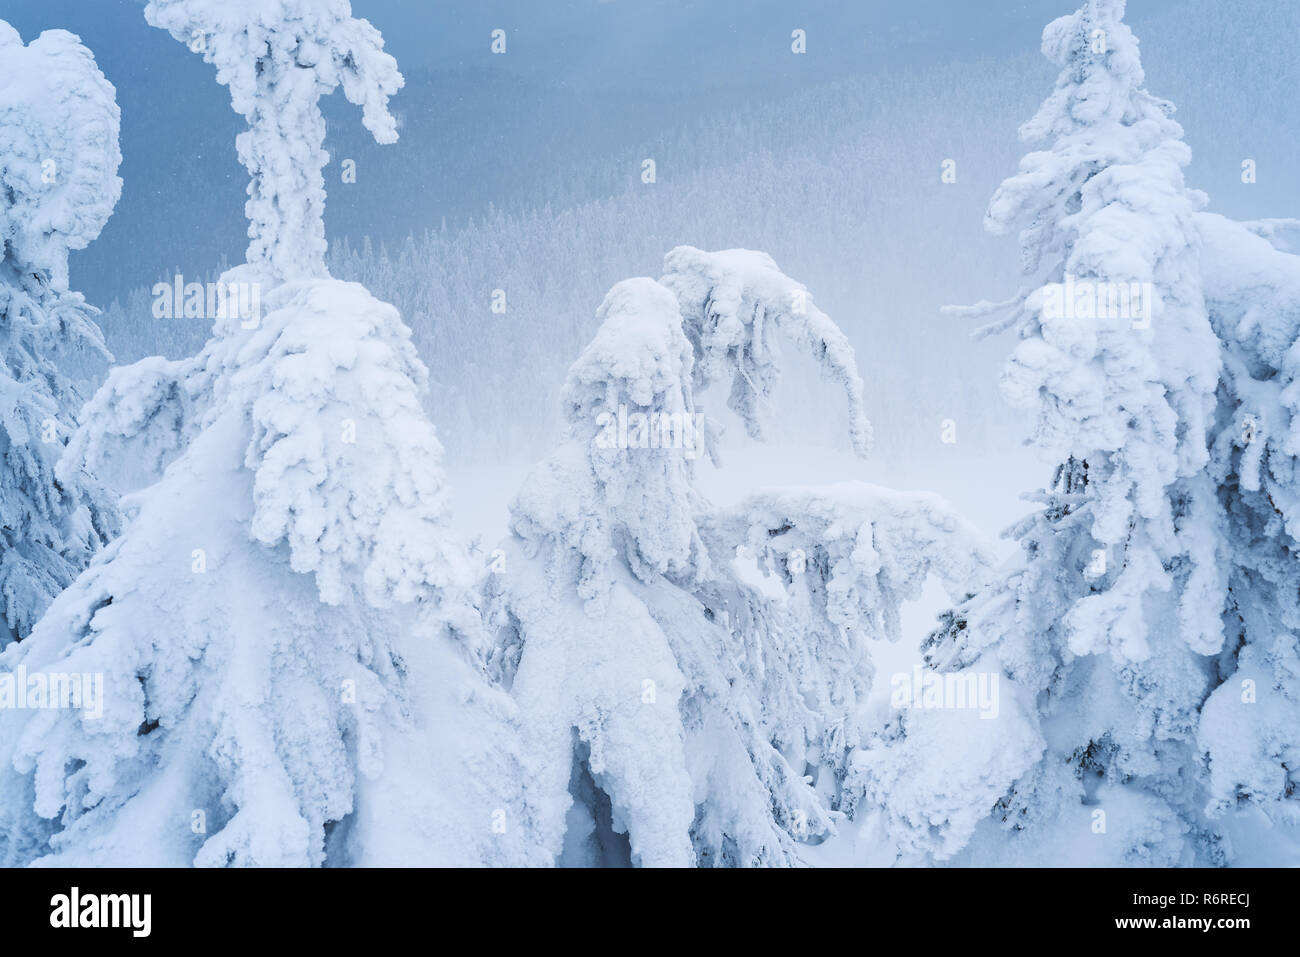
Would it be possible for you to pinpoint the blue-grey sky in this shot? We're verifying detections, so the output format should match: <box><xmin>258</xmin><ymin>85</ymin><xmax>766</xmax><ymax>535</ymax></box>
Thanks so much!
<box><xmin>0</xmin><ymin>0</ymin><xmax>1228</xmax><ymax>305</ymax></box>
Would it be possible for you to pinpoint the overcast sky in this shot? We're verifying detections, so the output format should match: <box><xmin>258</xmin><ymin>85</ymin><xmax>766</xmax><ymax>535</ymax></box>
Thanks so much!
<box><xmin>0</xmin><ymin>0</ymin><xmax>1205</xmax><ymax>304</ymax></box>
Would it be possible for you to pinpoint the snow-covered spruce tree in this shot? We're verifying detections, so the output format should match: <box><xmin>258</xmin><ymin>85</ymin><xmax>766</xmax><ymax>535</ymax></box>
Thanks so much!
<box><xmin>0</xmin><ymin>23</ymin><xmax>121</xmax><ymax>646</ymax></box>
<box><xmin>1194</xmin><ymin>213</ymin><xmax>1300</xmax><ymax>845</ymax></box>
<box><xmin>872</xmin><ymin>0</ymin><xmax>1229</xmax><ymax>865</ymax></box>
<box><xmin>0</xmin><ymin>0</ymin><xmax>538</xmax><ymax>867</ymax></box>
<box><xmin>487</xmin><ymin>249</ymin><xmax>990</xmax><ymax>866</ymax></box>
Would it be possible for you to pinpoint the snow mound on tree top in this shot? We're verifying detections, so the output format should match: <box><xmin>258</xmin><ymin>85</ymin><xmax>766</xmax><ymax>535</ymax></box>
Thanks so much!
<box><xmin>564</xmin><ymin>277</ymin><xmax>695</xmax><ymax>418</ymax></box>
<box><xmin>0</xmin><ymin>22</ymin><xmax>121</xmax><ymax>288</ymax></box>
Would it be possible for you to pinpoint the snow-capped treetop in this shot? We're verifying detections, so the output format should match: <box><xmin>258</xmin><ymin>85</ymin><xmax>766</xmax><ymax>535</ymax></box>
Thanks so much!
<box><xmin>660</xmin><ymin>246</ymin><xmax>872</xmax><ymax>459</ymax></box>
<box><xmin>144</xmin><ymin>0</ymin><xmax>403</xmax><ymax>284</ymax></box>
<box><xmin>1018</xmin><ymin>0</ymin><xmax>1147</xmax><ymax>148</ymax></box>
<box><xmin>0</xmin><ymin>21</ymin><xmax>121</xmax><ymax>291</ymax></box>
<box><xmin>512</xmin><ymin>277</ymin><xmax>710</xmax><ymax>607</ymax></box>
<box><xmin>984</xmin><ymin>0</ymin><xmax>1169</xmax><ymax>264</ymax></box>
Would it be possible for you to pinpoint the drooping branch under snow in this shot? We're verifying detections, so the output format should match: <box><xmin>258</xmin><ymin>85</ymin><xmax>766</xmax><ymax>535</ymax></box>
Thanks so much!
<box><xmin>660</xmin><ymin>246</ymin><xmax>872</xmax><ymax>458</ymax></box>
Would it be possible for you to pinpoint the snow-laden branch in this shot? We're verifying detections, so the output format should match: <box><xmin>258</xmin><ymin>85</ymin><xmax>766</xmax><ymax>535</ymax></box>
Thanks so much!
<box><xmin>661</xmin><ymin>246</ymin><xmax>872</xmax><ymax>458</ymax></box>
<box><xmin>708</xmin><ymin>483</ymin><xmax>995</xmax><ymax>644</ymax></box>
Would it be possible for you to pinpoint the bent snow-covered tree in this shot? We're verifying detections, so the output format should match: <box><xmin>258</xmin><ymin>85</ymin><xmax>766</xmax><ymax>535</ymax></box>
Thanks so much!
<box><xmin>888</xmin><ymin>0</ymin><xmax>1230</xmax><ymax>865</ymax></box>
<box><xmin>488</xmin><ymin>250</ymin><xmax>989</xmax><ymax>866</ymax></box>
<box><xmin>0</xmin><ymin>0</ymin><xmax>537</xmax><ymax>867</ymax></box>
<box><xmin>0</xmin><ymin>22</ymin><xmax>121</xmax><ymax>646</ymax></box>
